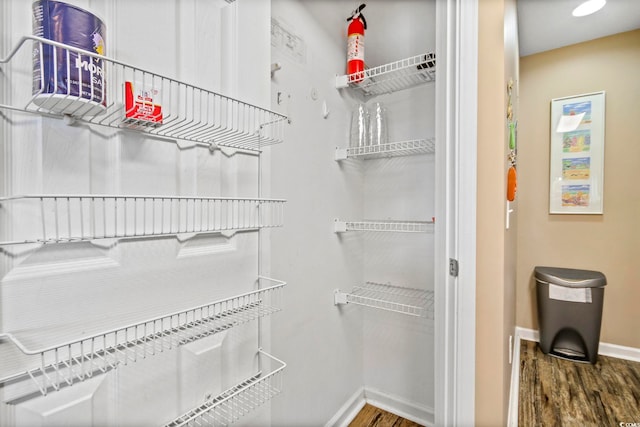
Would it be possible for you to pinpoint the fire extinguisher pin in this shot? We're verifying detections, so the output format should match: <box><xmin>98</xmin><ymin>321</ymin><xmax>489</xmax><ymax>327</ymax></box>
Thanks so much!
<box><xmin>347</xmin><ymin>3</ymin><xmax>367</xmax><ymax>30</ymax></box>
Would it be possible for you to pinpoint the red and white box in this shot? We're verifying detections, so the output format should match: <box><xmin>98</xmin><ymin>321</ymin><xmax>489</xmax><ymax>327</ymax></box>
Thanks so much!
<box><xmin>123</xmin><ymin>81</ymin><xmax>163</xmax><ymax>127</ymax></box>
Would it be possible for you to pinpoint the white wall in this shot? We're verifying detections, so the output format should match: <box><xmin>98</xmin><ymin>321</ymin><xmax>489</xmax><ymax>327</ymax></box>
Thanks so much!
<box><xmin>270</xmin><ymin>0</ymin><xmax>435</xmax><ymax>424</ymax></box>
<box><xmin>269</xmin><ymin>1</ymin><xmax>365</xmax><ymax>424</ymax></box>
<box><xmin>361</xmin><ymin>83</ymin><xmax>435</xmax><ymax>412</ymax></box>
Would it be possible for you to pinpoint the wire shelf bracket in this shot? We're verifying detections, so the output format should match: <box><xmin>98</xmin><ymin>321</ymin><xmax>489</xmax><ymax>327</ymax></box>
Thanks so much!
<box><xmin>334</xmin><ymin>219</ymin><xmax>435</xmax><ymax>233</ymax></box>
<box><xmin>335</xmin><ymin>52</ymin><xmax>435</xmax><ymax>98</ymax></box>
<box><xmin>334</xmin><ymin>282</ymin><xmax>434</xmax><ymax>318</ymax></box>
<box><xmin>0</xmin><ymin>277</ymin><xmax>285</xmax><ymax>397</ymax></box>
<box><xmin>0</xmin><ymin>195</ymin><xmax>286</xmax><ymax>246</ymax></box>
<box><xmin>0</xmin><ymin>36</ymin><xmax>288</xmax><ymax>152</ymax></box>
<box><xmin>164</xmin><ymin>350</ymin><xmax>285</xmax><ymax>427</ymax></box>
<box><xmin>335</xmin><ymin>138</ymin><xmax>436</xmax><ymax>161</ymax></box>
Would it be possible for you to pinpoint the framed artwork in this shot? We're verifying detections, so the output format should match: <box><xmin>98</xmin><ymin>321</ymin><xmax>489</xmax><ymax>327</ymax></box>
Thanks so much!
<box><xmin>549</xmin><ymin>91</ymin><xmax>605</xmax><ymax>214</ymax></box>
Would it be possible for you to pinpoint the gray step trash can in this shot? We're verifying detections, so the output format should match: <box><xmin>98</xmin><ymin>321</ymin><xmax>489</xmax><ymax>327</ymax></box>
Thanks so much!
<box><xmin>535</xmin><ymin>266</ymin><xmax>606</xmax><ymax>364</ymax></box>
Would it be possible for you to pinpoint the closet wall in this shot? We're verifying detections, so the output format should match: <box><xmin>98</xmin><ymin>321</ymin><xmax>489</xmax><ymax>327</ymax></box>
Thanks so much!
<box><xmin>270</xmin><ymin>0</ymin><xmax>435</xmax><ymax>424</ymax></box>
<box><xmin>475</xmin><ymin>0</ymin><xmax>519</xmax><ymax>423</ymax></box>
<box><xmin>269</xmin><ymin>2</ymin><xmax>364</xmax><ymax>423</ymax></box>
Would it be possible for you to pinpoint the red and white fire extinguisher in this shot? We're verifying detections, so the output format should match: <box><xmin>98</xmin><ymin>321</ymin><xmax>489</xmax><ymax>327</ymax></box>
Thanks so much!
<box><xmin>347</xmin><ymin>3</ymin><xmax>367</xmax><ymax>83</ymax></box>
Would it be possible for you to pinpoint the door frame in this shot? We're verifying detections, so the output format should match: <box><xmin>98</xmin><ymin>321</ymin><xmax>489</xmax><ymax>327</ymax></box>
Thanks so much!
<box><xmin>434</xmin><ymin>0</ymin><xmax>478</xmax><ymax>425</ymax></box>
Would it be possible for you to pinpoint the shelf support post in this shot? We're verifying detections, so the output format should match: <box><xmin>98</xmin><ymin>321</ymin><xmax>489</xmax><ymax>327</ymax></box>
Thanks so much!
<box><xmin>335</xmin><ymin>147</ymin><xmax>348</xmax><ymax>161</ymax></box>
<box><xmin>333</xmin><ymin>219</ymin><xmax>347</xmax><ymax>233</ymax></box>
<box><xmin>334</xmin><ymin>289</ymin><xmax>348</xmax><ymax>305</ymax></box>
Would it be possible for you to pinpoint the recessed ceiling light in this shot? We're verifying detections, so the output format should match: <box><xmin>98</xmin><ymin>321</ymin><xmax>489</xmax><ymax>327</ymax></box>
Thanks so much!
<box><xmin>572</xmin><ymin>0</ymin><xmax>606</xmax><ymax>17</ymax></box>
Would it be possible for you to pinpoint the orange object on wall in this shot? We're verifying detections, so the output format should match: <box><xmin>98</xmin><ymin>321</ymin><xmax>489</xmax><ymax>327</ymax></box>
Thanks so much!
<box><xmin>507</xmin><ymin>166</ymin><xmax>517</xmax><ymax>201</ymax></box>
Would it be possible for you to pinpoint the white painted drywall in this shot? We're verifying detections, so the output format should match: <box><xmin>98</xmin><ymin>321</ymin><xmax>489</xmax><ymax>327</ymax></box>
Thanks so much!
<box><xmin>270</xmin><ymin>0</ymin><xmax>436</xmax><ymax>424</ymax></box>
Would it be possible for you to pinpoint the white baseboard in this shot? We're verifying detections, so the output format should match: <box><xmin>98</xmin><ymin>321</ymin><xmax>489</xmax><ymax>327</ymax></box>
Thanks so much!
<box><xmin>507</xmin><ymin>326</ymin><xmax>640</xmax><ymax>426</ymax></box>
<box><xmin>324</xmin><ymin>387</ymin><xmax>366</xmax><ymax>427</ymax></box>
<box><xmin>325</xmin><ymin>386</ymin><xmax>434</xmax><ymax>427</ymax></box>
<box><xmin>599</xmin><ymin>342</ymin><xmax>640</xmax><ymax>362</ymax></box>
<box><xmin>516</xmin><ymin>327</ymin><xmax>539</xmax><ymax>343</ymax></box>
<box><xmin>507</xmin><ymin>327</ymin><xmax>523</xmax><ymax>427</ymax></box>
<box><xmin>364</xmin><ymin>387</ymin><xmax>434</xmax><ymax>427</ymax></box>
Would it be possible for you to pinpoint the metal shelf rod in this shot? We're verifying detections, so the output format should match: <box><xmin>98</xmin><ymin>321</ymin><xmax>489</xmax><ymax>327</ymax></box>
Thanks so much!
<box><xmin>164</xmin><ymin>350</ymin><xmax>286</xmax><ymax>427</ymax></box>
<box><xmin>334</xmin><ymin>219</ymin><xmax>435</xmax><ymax>233</ymax></box>
<box><xmin>335</xmin><ymin>138</ymin><xmax>436</xmax><ymax>160</ymax></box>
<box><xmin>0</xmin><ymin>36</ymin><xmax>284</xmax><ymax>122</ymax></box>
<box><xmin>0</xmin><ymin>195</ymin><xmax>285</xmax><ymax>246</ymax></box>
<box><xmin>335</xmin><ymin>52</ymin><xmax>436</xmax><ymax>98</ymax></box>
<box><xmin>0</xmin><ymin>277</ymin><xmax>285</xmax><ymax>396</ymax></box>
<box><xmin>334</xmin><ymin>282</ymin><xmax>434</xmax><ymax>318</ymax></box>
<box><xmin>0</xmin><ymin>36</ymin><xmax>288</xmax><ymax>151</ymax></box>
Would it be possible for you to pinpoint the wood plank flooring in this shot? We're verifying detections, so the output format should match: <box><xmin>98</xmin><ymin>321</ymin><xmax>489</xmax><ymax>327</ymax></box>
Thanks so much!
<box><xmin>349</xmin><ymin>404</ymin><xmax>424</xmax><ymax>427</ymax></box>
<box><xmin>519</xmin><ymin>339</ymin><xmax>640</xmax><ymax>426</ymax></box>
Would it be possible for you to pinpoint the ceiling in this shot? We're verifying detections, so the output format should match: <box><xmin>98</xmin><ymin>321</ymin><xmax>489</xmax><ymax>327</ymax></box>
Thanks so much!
<box><xmin>518</xmin><ymin>0</ymin><xmax>640</xmax><ymax>56</ymax></box>
<box><xmin>299</xmin><ymin>0</ymin><xmax>640</xmax><ymax>60</ymax></box>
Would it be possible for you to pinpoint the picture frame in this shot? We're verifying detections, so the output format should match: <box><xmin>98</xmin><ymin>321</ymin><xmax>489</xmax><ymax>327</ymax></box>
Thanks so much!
<box><xmin>549</xmin><ymin>91</ymin><xmax>605</xmax><ymax>214</ymax></box>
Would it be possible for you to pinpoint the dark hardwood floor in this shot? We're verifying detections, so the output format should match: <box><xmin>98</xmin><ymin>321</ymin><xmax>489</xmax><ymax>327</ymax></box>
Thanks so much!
<box><xmin>349</xmin><ymin>404</ymin><xmax>424</xmax><ymax>427</ymax></box>
<box><xmin>519</xmin><ymin>339</ymin><xmax>640</xmax><ymax>426</ymax></box>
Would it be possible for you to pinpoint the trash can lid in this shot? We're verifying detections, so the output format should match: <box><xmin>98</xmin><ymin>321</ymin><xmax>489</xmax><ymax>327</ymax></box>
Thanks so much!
<box><xmin>534</xmin><ymin>266</ymin><xmax>606</xmax><ymax>288</ymax></box>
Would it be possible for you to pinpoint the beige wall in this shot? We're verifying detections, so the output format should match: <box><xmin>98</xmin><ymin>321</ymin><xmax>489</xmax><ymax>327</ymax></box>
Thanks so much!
<box><xmin>476</xmin><ymin>0</ymin><xmax>519</xmax><ymax>425</ymax></box>
<box><xmin>517</xmin><ymin>30</ymin><xmax>640</xmax><ymax>348</ymax></box>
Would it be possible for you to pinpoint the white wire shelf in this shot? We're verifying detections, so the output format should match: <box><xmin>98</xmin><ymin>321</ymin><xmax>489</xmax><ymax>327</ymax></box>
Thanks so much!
<box><xmin>334</xmin><ymin>282</ymin><xmax>434</xmax><ymax>318</ymax></box>
<box><xmin>164</xmin><ymin>349</ymin><xmax>285</xmax><ymax>427</ymax></box>
<box><xmin>335</xmin><ymin>138</ymin><xmax>436</xmax><ymax>160</ymax></box>
<box><xmin>334</xmin><ymin>219</ymin><xmax>434</xmax><ymax>233</ymax></box>
<box><xmin>0</xmin><ymin>36</ymin><xmax>287</xmax><ymax>151</ymax></box>
<box><xmin>335</xmin><ymin>53</ymin><xmax>436</xmax><ymax>98</ymax></box>
<box><xmin>0</xmin><ymin>277</ymin><xmax>285</xmax><ymax>397</ymax></box>
<box><xmin>0</xmin><ymin>194</ymin><xmax>285</xmax><ymax>246</ymax></box>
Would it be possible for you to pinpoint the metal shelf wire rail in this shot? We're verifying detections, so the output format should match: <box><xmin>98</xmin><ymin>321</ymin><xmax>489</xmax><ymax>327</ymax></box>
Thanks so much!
<box><xmin>0</xmin><ymin>195</ymin><xmax>285</xmax><ymax>245</ymax></box>
<box><xmin>336</xmin><ymin>138</ymin><xmax>436</xmax><ymax>160</ymax></box>
<box><xmin>335</xmin><ymin>52</ymin><xmax>436</xmax><ymax>98</ymax></box>
<box><xmin>344</xmin><ymin>282</ymin><xmax>434</xmax><ymax>318</ymax></box>
<box><xmin>334</xmin><ymin>219</ymin><xmax>434</xmax><ymax>233</ymax></box>
<box><xmin>164</xmin><ymin>350</ymin><xmax>285</xmax><ymax>427</ymax></box>
<box><xmin>0</xmin><ymin>277</ymin><xmax>285</xmax><ymax>396</ymax></box>
<box><xmin>0</xmin><ymin>36</ymin><xmax>287</xmax><ymax>151</ymax></box>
